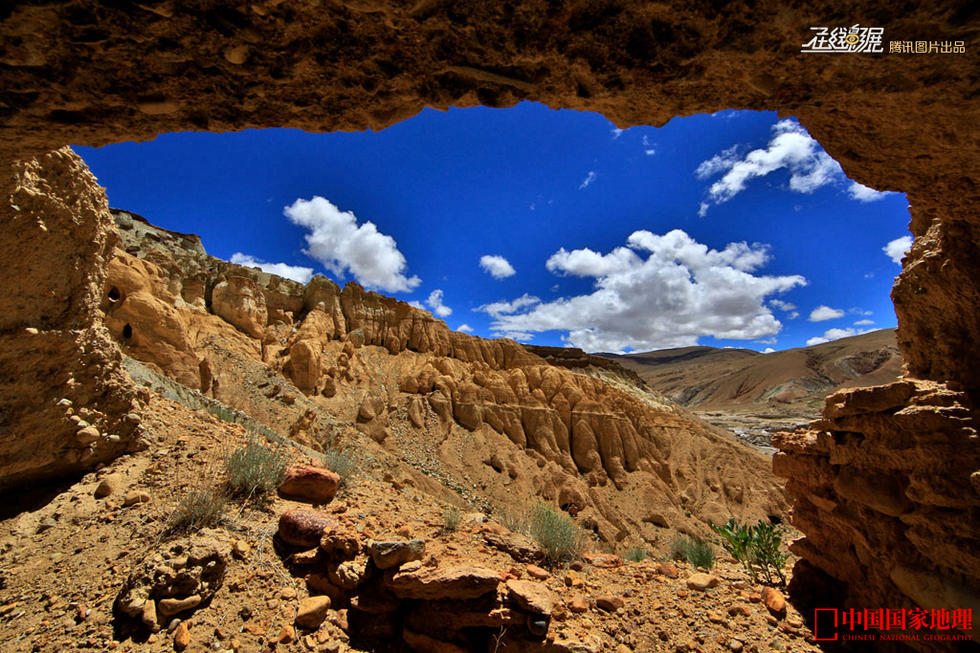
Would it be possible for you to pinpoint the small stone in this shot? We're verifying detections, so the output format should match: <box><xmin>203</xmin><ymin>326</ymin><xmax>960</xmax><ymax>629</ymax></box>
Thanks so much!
<box><xmin>232</xmin><ymin>540</ymin><xmax>251</xmax><ymax>559</ymax></box>
<box><xmin>36</xmin><ymin>517</ymin><xmax>57</xmax><ymax>533</ymax></box>
<box><xmin>224</xmin><ymin>45</ymin><xmax>249</xmax><ymax>65</ymax></box>
<box><xmin>686</xmin><ymin>573</ymin><xmax>720</xmax><ymax>591</ymax></box>
<box><xmin>123</xmin><ymin>490</ymin><xmax>151</xmax><ymax>507</ymax></box>
<box><xmin>761</xmin><ymin>587</ymin><xmax>786</xmax><ymax>617</ymax></box>
<box><xmin>708</xmin><ymin>611</ymin><xmax>725</xmax><ymax>624</ymax></box>
<box><xmin>506</xmin><ymin>579</ymin><xmax>554</xmax><ymax>615</ymax></box>
<box><xmin>564</xmin><ymin>570</ymin><xmax>584</xmax><ymax>587</ymax></box>
<box><xmin>279</xmin><ymin>624</ymin><xmax>295</xmax><ymax>644</ymax></box>
<box><xmin>280</xmin><ymin>587</ymin><xmax>297</xmax><ymax>600</ymax></box>
<box><xmin>173</xmin><ymin>622</ymin><xmax>190</xmax><ymax>650</ymax></box>
<box><xmin>582</xmin><ymin>552</ymin><xmax>623</xmax><ymax>568</ymax></box>
<box><xmin>568</xmin><ymin>594</ymin><xmax>588</xmax><ymax>613</ymax></box>
<box><xmin>95</xmin><ymin>474</ymin><xmax>123</xmax><ymax>498</ymax></box>
<box><xmin>728</xmin><ymin>605</ymin><xmax>751</xmax><ymax>617</ymax></box>
<box><xmin>295</xmin><ymin>596</ymin><xmax>331</xmax><ymax>628</ymax></box>
<box><xmin>729</xmin><ymin>639</ymin><xmax>744</xmax><ymax>651</ymax></box>
<box><xmin>395</xmin><ymin>525</ymin><xmax>412</xmax><ymax>538</ymax></box>
<box><xmin>367</xmin><ymin>539</ymin><xmax>425</xmax><ymax>569</ymax></box>
<box><xmin>656</xmin><ymin>562</ymin><xmax>679</xmax><ymax>578</ymax></box>
<box><xmin>157</xmin><ymin>595</ymin><xmax>201</xmax><ymax>618</ymax></box>
<box><xmin>526</xmin><ymin>564</ymin><xmax>550</xmax><ymax>580</ymax></box>
<box><xmin>291</xmin><ymin>548</ymin><xmax>323</xmax><ymax>565</ymax></box>
<box><xmin>787</xmin><ymin>615</ymin><xmax>803</xmax><ymax>628</ymax></box>
<box><xmin>595</xmin><ymin>595</ymin><xmax>625</xmax><ymax>612</ymax></box>
<box><xmin>76</xmin><ymin>426</ymin><xmax>100</xmax><ymax>445</ymax></box>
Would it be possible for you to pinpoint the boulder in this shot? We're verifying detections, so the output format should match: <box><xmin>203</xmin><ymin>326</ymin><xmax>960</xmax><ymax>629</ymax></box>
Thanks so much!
<box><xmin>278</xmin><ymin>509</ymin><xmax>339</xmax><ymax>548</ymax></box>
<box><xmin>386</xmin><ymin>564</ymin><xmax>501</xmax><ymax>600</ymax></box>
<box><xmin>279</xmin><ymin>465</ymin><xmax>341</xmax><ymax>503</ymax></box>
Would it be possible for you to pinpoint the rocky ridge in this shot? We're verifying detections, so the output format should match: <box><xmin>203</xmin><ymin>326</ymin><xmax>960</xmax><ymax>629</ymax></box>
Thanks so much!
<box><xmin>103</xmin><ymin>209</ymin><xmax>787</xmax><ymax>544</ymax></box>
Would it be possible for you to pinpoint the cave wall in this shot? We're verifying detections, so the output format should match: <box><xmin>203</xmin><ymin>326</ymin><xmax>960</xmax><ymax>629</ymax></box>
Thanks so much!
<box><xmin>1</xmin><ymin>0</ymin><xmax>978</xmax><ymax>624</ymax></box>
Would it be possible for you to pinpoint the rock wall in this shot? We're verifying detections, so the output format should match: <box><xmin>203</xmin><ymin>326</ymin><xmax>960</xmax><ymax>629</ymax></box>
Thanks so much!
<box><xmin>773</xmin><ymin>381</ymin><xmax>979</xmax><ymax>643</ymax></box>
<box><xmin>0</xmin><ymin>148</ymin><xmax>142</xmax><ymax>489</ymax></box>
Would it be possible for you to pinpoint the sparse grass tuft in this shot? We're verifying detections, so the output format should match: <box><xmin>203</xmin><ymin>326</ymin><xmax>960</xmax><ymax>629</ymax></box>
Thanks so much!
<box><xmin>166</xmin><ymin>488</ymin><xmax>226</xmax><ymax>534</ymax></box>
<box><xmin>624</xmin><ymin>545</ymin><xmax>650</xmax><ymax>562</ymax></box>
<box><xmin>442</xmin><ymin>505</ymin><xmax>462</xmax><ymax>533</ymax></box>
<box><xmin>671</xmin><ymin>534</ymin><xmax>715</xmax><ymax>570</ymax></box>
<box><xmin>319</xmin><ymin>446</ymin><xmax>358</xmax><ymax>486</ymax></box>
<box><xmin>529</xmin><ymin>503</ymin><xmax>585</xmax><ymax>565</ymax></box>
<box><xmin>225</xmin><ymin>437</ymin><xmax>289</xmax><ymax>502</ymax></box>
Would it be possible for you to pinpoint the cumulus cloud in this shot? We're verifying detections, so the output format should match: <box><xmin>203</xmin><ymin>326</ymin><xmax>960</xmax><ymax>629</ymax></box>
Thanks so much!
<box><xmin>426</xmin><ymin>289</ymin><xmax>452</xmax><ymax>318</ymax></box>
<box><xmin>456</xmin><ymin>323</ymin><xmax>473</xmax><ymax>333</ymax></box>
<box><xmin>696</xmin><ymin>120</ymin><xmax>893</xmax><ymax>215</ymax></box>
<box><xmin>884</xmin><ymin>235</ymin><xmax>912</xmax><ymax>265</ymax></box>
<box><xmin>806</xmin><ymin>327</ymin><xmax>872</xmax><ymax>346</ymax></box>
<box><xmin>579</xmin><ymin>171</ymin><xmax>597</xmax><ymax>190</ymax></box>
<box><xmin>478</xmin><ymin>294</ymin><xmax>541</xmax><ymax>318</ymax></box>
<box><xmin>763</xmin><ymin>347</ymin><xmax>775</xmax><ymax>354</ymax></box>
<box><xmin>481</xmin><ymin>229</ymin><xmax>806</xmax><ymax>352</ymax></box>
<box><xmin>230</xmin><ymin>253</ymin><xmax>314</xmax><ymax>284</ymax></box>
<box><xmin>809</xmin><ymin>305</ymin><xmax>845</xmax><ymax>322</ymax></box>
<box><xmin>479</xmin><ymin>254</ymin><xmax>516</xmax><ymax>279</ymax></box>
<box><xmin>284</xmin><ymin>196</ymin><xmax>420</xmax><ymax>293</ymax></box>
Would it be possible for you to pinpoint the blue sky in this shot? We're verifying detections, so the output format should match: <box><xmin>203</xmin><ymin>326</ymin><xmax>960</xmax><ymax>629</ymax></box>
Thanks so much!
<box><xmin>76</xmin><ymin>102</ymin><xmax>911</xmax><ymax>353</ymax></box>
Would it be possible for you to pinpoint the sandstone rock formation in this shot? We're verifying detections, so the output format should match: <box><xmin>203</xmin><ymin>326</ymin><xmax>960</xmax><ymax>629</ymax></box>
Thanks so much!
<box><xmin>0</xmin><ymin>149</ymin><xmax>143</xmax><ymax>489</ymax></box>
<box><xmin>773</xmin><ymin>380</ymin><xmax>980</xmax><ymax>642</ymax></box>
<box><xmin>99</xmin><ymin>211</ymin><xmax>786</xmax><ymax>542</ymax></box>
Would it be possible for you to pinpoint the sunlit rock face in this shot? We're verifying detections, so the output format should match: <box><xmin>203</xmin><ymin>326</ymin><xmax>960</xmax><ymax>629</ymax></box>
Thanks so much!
<box><xmin>0</xmin><ymin>0</ymin><xmax>977</xmax><ymax>630</ymax></box>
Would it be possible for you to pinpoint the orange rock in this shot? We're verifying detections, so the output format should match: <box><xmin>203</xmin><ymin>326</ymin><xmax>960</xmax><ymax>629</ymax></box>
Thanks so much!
<box><xmin>173</xmin><ymin>622</ymin><xmax>190</xmax><ymax>650</ymax></box>
<box><xmin>279</xmin><ymin>464</ymin><xmax>341</xmax><ymax>504</ymax></box>
<box><xmin>761</xmin><ymin>587</ymin><xmax>786</xmax><ymax>617</ymax></box>
<box><xmin>685</xmin><ymin>573</ymin><xmax>720</xmax><ymax>591</ymax></box>
<box><xmin>526</xmin><ymin>564</ymin><xmax>550</xmax><ymax>580</ymax></box>
<box><xmin>568</xmin><ymin>595</ymin><xmax>588</xmax><ymax>613</ymax></box>
<box><xmin>582</xmin><ymin>553</ymin><xmax>623</xmax><ymax>568</ymax></box>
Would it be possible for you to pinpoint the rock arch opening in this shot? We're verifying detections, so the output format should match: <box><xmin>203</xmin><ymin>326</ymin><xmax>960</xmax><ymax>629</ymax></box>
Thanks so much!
<box><xmin>0</xmin><ymin>2</ymin><xmax>976</xmax><ymax>646</ymax></box>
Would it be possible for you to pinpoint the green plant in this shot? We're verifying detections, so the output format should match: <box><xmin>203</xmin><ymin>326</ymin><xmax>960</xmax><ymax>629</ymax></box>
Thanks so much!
<box><xmin>710</xmin><ymin>518</ymin><xmax>788</xmax><ymax>586</ymax></box>
<box><xmin>624</xmin><ymin>545</ymin><xmax>649</xmax><ymax>562</ymax></box>
<box><xmin>528</xmin><ymin>503</ymin><xmax>585</xmax><ymax>565</ymax></box>
<box><xmin>670</xmin><ymin>534</ymin><xmax>715</xmax><ymax>570</ymax></box>
<box><xmin>225</xmin><ymin>437</ymin><xmax>289</xmax><ymax>502</ymax></box>
<box><xmin>166</xmin><ymin>488</ymin><xmax>226</xmax><ymax>534</ymax></box>
<box><xmin>442</xmin><ymin>505</ymin><xmax>462</xmax><ymax>533</ymax></box>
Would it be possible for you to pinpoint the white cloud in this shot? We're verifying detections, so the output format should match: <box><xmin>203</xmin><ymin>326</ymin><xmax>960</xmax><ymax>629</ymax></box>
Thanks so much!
<box><xmin>769</xmin><ymin>299</ymin><xmax>797</xmax><ymax>312</ymax></box>
<box><xmin>611</xmin><ymin>128</ymin><xmax>624</xmax><ymax>139</ymax></box>
<box><xmin>696</xmin><ymin>120</ymin><xmax>888</xmax><ymax>215</ymax></box>
<box><xmin>848</xmin><ymin>182</ymin><xmax>892</xmax><ymax>202</ymax></box>
<box><xmin>479</xmin><ymin>254</ymin><xmax>516</xmax><ymax>279</ymax></box>
<box><xmin>809</xmin><ymin>305</ymin><xmax>845</xmax><ymax>322</ymax></box>
<box><xmin>763</xmin><ymin>347</ymin><xmax>775</xmax><ymax>354</ymax></box>
<box><xmin>482</xmin><ymin>229</ymin><xmax>806</xmax><ymax>353</ymax></box>
<box><xmin>854</xmin><ymin>319</ymin><xmax>874</xmax><ymax>326</ymax></box>
<box><xmin>806</xmin><ymin>327</ymin><xmax>873</xmax><ymax>346</ymax></box>
<box><xmin>426</xmin><ymin>289</ymin><xmax>452</xmax><ymax>318</ymax></box>
<box><xmin>407</xmin><ymin>300</ymin><xmax>424</xmax><ymax>310</ymax></box>
<box><xmin>230</xmin><ymin>253</ymin><xmax>314</xmax><ymax>284</ymax></box>
<box><xmin>884</xmin><ymin>235</ymin><xmax>912</xmax><ymax>265</ymax></box>
<box><xmin>478</xmin><ymin>293</ymin><xmax>541</xmax><ymax>318</ymax></box>
<box><xmin>456</xmin><ymin>323</ymin><xmax>473</xmax><ymax>333</ymax></box>
<box><xmin>579</xmin><ymin>171</ymin><xmax>597</xmax><ymax>190</ymax></box>
<box><xmin>642</xmin><ymin>135</ymin><xmax>656</xmax><ymax>156</ymax></box>
<box><xmin>788</xmin><ymin>311</ymin><xmax>799</xmax><ymax>320</ymax></box>
<box><xmin>284</xmin><ymin>196</ymin><xmax>421</xmax><ymax>293</ymax></box>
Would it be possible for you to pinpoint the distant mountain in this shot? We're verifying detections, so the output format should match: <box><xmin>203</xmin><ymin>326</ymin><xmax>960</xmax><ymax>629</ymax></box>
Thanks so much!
<box><xmin>599</xmin><ymin>330</ymin><xmax>902</xmax><ymax>442</ymax></box>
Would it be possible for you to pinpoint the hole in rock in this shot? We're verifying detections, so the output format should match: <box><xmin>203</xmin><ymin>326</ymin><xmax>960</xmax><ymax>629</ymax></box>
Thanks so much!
<box><xmin>71</xmin><ymin>102</ymin><xmax>914</xmax><ymax>646</ymax></box>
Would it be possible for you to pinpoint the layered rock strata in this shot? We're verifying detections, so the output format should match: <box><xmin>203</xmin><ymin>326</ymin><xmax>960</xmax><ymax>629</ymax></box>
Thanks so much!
<box><xmin>773</xmin><ymin>380</ymin><xmax>979</xmax><ymax>644</ymax></box>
